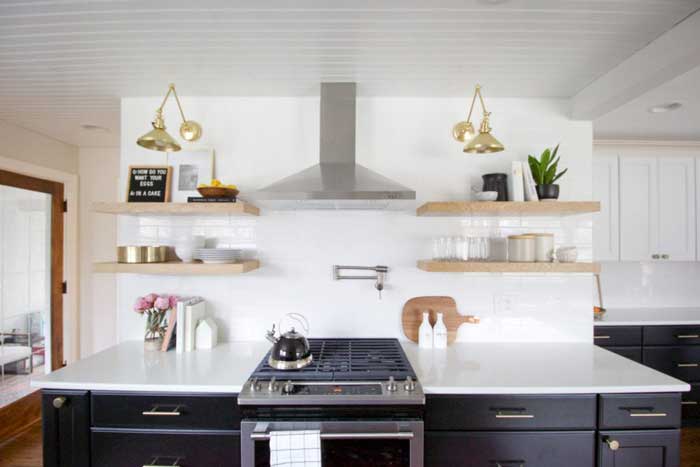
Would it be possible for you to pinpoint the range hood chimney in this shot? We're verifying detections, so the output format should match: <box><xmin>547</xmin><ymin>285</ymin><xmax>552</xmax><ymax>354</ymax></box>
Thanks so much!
<box><xmin>252</xmin><ymin>83</ymin><xmax>416</xmax><ymax>208</ymax></box>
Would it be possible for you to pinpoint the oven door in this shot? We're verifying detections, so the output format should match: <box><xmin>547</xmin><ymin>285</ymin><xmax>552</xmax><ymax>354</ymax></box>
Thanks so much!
<box><xmin>241</xmin><ymin>420</ymin><xmax>423</xmax><ymax>467</ymax></box>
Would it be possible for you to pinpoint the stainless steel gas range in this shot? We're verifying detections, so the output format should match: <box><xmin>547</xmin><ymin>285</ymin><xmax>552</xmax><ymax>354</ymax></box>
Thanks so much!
<box><xmin>238</xmin><ymin>338</ymin><xmax>425</xmax><ymax>467</ymax></box>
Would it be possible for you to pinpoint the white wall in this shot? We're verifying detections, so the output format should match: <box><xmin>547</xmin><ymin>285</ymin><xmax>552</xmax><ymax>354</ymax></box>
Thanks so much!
<box><xmin>78</xmin><ymin>147</ymin><xmax>119</xmax><ymax>356</ymax></box>
<box><xmin>116</xmin><ymin>95</ymin><xmax>594</xmax><ymax>343</ymax></box>
<box><xmin>0</xmin><ymin>120</ymin><xmax>78</xmax><ymax>174</ymax></box>
<box><xmin>595</xmin><ymin>142</ymin><xmax>700</xmax><ymax>309</ymax></box>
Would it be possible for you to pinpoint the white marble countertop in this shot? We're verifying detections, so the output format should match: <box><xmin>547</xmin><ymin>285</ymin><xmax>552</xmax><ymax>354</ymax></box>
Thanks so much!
<box><xmin>32</xmin><ymin>340</ymin><xmax>689</xmax><ymax>395</ymax></box>
<box><xmin>594</xmin><ymin>307</ymin><xmax>700</xmax><ymax>326</ymax></box>
<box><xmin>402</xmin><ymin>342</ymin><xmax>689</xmax><ymax>394</ymax></box>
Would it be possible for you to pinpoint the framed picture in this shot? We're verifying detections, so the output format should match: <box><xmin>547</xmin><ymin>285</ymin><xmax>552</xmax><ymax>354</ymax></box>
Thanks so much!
<box><xmin>126</xmin><ymin>166</ymin><xmax>172</xmax><ymax>202</ymax></box>
<box><xmin>166</xmin><ymin>148</ymin><xmax>215</xmax><ymax>202</ymax></box>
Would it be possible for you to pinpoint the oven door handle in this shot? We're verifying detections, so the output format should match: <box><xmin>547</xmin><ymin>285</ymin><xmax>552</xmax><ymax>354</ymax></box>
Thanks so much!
<box><xmin>250</xmin><ymin>431</ymin><xmax>414</xmax><ymax>440</ymax></box>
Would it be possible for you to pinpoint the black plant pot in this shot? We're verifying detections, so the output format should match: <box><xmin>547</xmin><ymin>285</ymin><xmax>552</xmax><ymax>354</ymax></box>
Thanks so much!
<box><xmin>536</xmin><ymin>184</ymin><xmax>560</xmax><ymax>200</ymax></box>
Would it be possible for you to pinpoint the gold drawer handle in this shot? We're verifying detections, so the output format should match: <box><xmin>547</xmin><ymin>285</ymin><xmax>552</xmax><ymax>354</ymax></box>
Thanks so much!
<box><xmin>143</xmin><ymin>457</ymin><xmax>181</xmax><ymax>467</ymax></box>
<box><xmin>594</xmin><ymin>335</ymin><xmax>611</xmax><ymax>340</ymax></box>
<box><xmin>682</xmin><ymin>401</ymin><xmax>698</xmax><ymax>406</ymax></box>
<box><xmin>629</xmin><ymin>412</ymin><xmax>667</xmax><ymax>417</ymax></box>
<box><xmin>677</xmin><ymin>334</ymin><xmax>700</xmax><ymax>339</ymax></box>
<box><xmin>142</xmin><ymin>405</ymin><xmax>182</xmax><ymax>416</ymax></box>
<box><xmin>52</xmin><ymin>396</ymin><xmax>67</xmax><ymax>409</ymax></box>
<box><xmin>495</xmin><ymin>413</ymin><xmax>534</xmax><ymax>419</ymax></box>
<box><xmin>677</xmin><ymin>363</ymin><xmax>699</xmax><ymax>368</ymax></box>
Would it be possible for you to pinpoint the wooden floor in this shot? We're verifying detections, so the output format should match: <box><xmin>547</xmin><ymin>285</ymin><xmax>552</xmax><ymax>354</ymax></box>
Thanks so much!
<box><xmin>1</xmin><ymin>423</ymin><xmax>699</xmax><ymax>466</ymax></box>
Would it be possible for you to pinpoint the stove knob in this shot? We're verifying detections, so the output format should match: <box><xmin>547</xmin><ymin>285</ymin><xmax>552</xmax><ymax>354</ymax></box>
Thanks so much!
<box><xmin>387</xmin><ymin>376</ymin><xmax>398</xmax><ymax>392</ymax></box>
<box><xmin>404</xmin><ymin>376</ymin><xmax>416</xmax><ymax>392</ymax></box>
<box><xmin>268</xmin><ymin>377</ymin><xmax>279</xmax><ymax>392</ymax></box>
<box><xmin>250</xmin><ymin>378</ymin><xmax>261</xmax><ymax>392</ymax></box>
<box><xmin>282</xmin><ymin>380</ymin><xmax>294</xmax><ymax>395</ymax></box>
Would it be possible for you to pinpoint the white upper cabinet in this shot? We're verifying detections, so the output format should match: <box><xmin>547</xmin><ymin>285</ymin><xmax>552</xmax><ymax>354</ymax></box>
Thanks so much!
<box><xmin>619</xmin><ymin>155</ymin><xmax>695</xmax><ymax>261</ymax></box>
<box><xmin>657</xmin><ymin>156</ymin><xmax>696</xmax><ymax>261</ymax></box>
<box><xmin>619</xmin><ymin>156</ymin><xmax>657</xmax><ymax>261</ymax></box>
<box><xmin>592</xmin><ymin>155</ymin><xmax>619</xmax><ymax>261</ymax></box>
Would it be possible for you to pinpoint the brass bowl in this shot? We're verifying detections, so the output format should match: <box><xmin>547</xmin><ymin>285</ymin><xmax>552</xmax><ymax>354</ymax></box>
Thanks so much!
<box><xmin>117</xmin><ymin>246</ymin><xmax>167</xmax><ymax>264</ymax></box>
<box><xmin>197</xmin><ymin>187</ymin><xmax>239</xmax><ymax>199</ymax></box>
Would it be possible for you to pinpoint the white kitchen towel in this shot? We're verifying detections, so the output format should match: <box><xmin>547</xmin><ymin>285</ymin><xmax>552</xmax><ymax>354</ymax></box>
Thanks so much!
<box><xmin>269</xmin><ymin>430</ymin><xmax>321</xmax><ymax>467</ymax></box>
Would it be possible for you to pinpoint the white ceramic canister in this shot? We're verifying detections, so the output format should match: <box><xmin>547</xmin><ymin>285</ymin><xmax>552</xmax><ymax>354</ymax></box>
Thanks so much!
<box><xmin>528</xmin><ymin>233</ymin><xmax>554</xmax><ymax>262</ymax></box>
<box><xmin>507</xmin><ymin>234</ymin><xmax>536</xmax><ymax>262</ymax></box>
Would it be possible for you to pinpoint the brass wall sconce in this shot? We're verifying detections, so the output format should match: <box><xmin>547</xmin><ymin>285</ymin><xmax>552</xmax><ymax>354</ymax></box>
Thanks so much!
<box><xmin>137</xmin><ymin>83</ymin><xmax>202</xmax><ymax>152</ymax></box>
<box><xmin>452</xmin><ymin>84</ymin><xmax>504</xmax><ymax>154</ymax></box>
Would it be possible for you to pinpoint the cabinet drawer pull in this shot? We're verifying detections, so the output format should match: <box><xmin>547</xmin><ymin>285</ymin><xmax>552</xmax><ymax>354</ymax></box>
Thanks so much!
<box><xmin>143</xmin><ymin>457</ymin><xmax>181</xmax><ymax>467</ymax></box>
<box><xmin>142</xmin><ymin>405</ymin><xmax>182</xmax><ymax>416</ymax></box>
<box><xmin>492</xmin><ymin>461</ymin><xmax>525</xmax><ymax>467</ymax></box>
<box><xmin>495</xmin><ymin>413</ymin><xmax>534</xmax><ymax>419</ymax></box>
<box><xmin>682</xmin><ymin>401</ymin><xmax>698</xmax><ymax>406</ymax></box>
<box><xmin>677</xmin><ymin>363</ymin><xmax>699</xmax><ymax>368</ymax></box>
<box><xmin>604</xmin><ymin>437</ymin><xmax>620</xmax><ymax>451</ymax></box>
<box><xmin>52</xmin><ymin>396</ymin><xmax>67</xmax><ymax>409</ymax></box>
<box><xmin>677</xmin><ymin>334</ymin><xmax>700</xmax><ymax>339</ymax></box>
<box><xmin>594</xmin><ymin>335</ymin><xmax>611</xmax><ymax>340</ymax></box>
<box><xmin>628</xmin><ymin>412</ymin><xmax>667</xmax><ymax>417</ymax></box>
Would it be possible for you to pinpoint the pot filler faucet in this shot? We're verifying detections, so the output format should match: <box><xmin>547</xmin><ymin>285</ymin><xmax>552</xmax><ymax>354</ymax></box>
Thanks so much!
<box><xmin>333</xmin><ymin>265</ymin><xmax>389</xmax><ymax>299</ymax></box>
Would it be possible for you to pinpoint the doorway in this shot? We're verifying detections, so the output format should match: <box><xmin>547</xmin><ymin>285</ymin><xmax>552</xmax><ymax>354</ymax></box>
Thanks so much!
<box><xmin>0</xmin><ymin>169</ymin><xmax>64</xmax><ymax>409</ymax></box>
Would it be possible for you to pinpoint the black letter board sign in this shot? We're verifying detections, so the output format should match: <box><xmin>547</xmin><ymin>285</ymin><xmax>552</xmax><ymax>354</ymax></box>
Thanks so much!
<box><xmin>126</xmin><ymin>166</ymin><xmax>172</xmax><ymax>202</ymax></box>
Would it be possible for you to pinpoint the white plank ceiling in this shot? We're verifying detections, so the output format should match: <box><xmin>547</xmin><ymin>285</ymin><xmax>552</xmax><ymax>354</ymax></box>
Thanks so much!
<box><xmin>0</xmin><ymin>0</ymin><xmax>698</xmax><ymax>146</ymax></box>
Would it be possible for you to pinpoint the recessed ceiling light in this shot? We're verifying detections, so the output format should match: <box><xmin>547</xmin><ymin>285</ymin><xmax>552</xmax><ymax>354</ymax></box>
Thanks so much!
<box><xmin>648</xmin><ymin>102</ymin><xmax>682</xmax><ymax>113</ymax></box>
<box><xmin>81</xmin><ymin>124</ymin><xmax>109</xmax><ymax>132</ymax></box>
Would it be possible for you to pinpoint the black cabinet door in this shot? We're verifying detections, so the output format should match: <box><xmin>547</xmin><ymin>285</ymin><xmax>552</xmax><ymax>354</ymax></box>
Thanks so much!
<box><xmin>425</xmin><ymin>431</ymin><xmax>594</xmax><ymax>467</ymax></box>
<box><xmin>42</xmin><ymin>390</ymin><xmax>91</xmax><ymax>467</ymax></box>
<box><xmin>91</xmin><ymin>430</ymin><xmax>240</xmax><ymax>467</ymax></box>
<box><xmin>598</xmin><ymin>429</ymin><xmax>680</xmax><ymax>467</ymax></box>
<box><xmin>595</xmin><ymin>326</ymin><xmax>643</xmax><ymax>347</ymax></box>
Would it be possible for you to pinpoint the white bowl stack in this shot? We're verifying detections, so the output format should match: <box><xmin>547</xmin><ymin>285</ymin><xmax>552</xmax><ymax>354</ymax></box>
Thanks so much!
<box><xmin>194</xmin><ymin>248</ymin><xmax>243</xmax><ymax>264</ymax></box>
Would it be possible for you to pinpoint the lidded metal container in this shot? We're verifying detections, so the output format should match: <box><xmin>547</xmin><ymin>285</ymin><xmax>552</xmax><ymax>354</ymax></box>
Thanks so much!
<box><xmin>117</xmin><ymin>246</ymin><xmax>167</xmax><ymax>263</ymax></box>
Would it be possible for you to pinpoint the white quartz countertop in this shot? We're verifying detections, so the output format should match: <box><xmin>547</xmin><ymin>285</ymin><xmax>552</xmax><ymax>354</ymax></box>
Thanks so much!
<box><xmin>31</xmin><ymin>341</ymin><xmax>271</xmax><ymax>393</ymax></box>
<box><xmin>594</xmin><ymin>307</ymin><xmax>700</xmax><ymax>326</ymax></box>
<box><xmin>32</xmin><ymin>340</ymin><xmax>689</xmax><ymax>395</ymax></box>
<box><xmin>402</xmin><ymin>342</ymin><xmax>689</xmax><ymax>394</ymax></box>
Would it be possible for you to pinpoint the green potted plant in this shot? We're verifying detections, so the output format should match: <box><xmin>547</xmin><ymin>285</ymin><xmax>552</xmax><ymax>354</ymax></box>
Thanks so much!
<box><xmin>528</xmin><ymin>144</ymin><xmax>568</xmax><ymax>200</ymax></box>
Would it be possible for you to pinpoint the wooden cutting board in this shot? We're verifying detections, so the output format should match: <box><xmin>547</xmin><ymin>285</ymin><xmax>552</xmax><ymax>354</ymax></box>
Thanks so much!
<box><xmin>401</xmin><ymin>296</ymin><xmax>479</xmax><ymax>345</ymax></box>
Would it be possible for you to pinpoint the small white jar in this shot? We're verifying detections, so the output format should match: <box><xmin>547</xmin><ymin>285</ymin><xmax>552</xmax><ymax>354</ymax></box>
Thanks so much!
<box><xmin>507</xmin><ymin>235</ymin><xmax>536</xmax><ymax>262</ymax></box>
<box><xmin>529</xmin><ymin>233</ymin><xmax>554</xmax><ymax>262</ymax></box>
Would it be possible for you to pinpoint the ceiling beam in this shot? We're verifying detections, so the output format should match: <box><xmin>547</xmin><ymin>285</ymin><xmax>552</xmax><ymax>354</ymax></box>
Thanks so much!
<box><xmin>571</xmin><ymin>9</ymin><xmax>700</xmax><ymax>120</ymax></box>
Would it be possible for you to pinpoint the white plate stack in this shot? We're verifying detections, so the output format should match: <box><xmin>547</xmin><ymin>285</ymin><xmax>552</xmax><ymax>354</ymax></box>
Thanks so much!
<box><xmin>194</xmin><ymin>248</ymin><xmax>243</xmax><ymax>264</ymax></box>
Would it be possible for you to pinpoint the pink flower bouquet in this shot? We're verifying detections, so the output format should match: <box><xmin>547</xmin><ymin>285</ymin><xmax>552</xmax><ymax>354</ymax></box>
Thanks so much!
<box><xmin>133</xmin><ymin>293</ymin><xmax>179</xmax><ymax>340</ymax></box>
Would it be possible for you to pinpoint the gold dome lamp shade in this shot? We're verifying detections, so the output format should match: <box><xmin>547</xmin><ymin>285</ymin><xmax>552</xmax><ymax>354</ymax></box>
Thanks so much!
<box><xmin>463</xmin><ymin>112</ymin><xmax>505</xmax><ymax>154</ymax></box>
<box><xmin>137</xmin><ymin>83</ymin><xmax>202</xmax><ymax>152</ymax></box>
<box><xmin>452</xmin><ymin>84</ymin><xmax>504</xmax><ymax>154</ymax></box>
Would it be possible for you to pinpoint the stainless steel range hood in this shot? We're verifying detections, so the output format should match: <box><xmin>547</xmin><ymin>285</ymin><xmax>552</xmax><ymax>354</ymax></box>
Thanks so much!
<box><xmin>252</xmin><ymin>83</ymin><xmax>416</xmax><ymax>208</ymax></box>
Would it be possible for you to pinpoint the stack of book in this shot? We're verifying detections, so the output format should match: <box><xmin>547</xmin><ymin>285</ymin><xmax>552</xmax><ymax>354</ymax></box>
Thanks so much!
<box><xmin>160</xmin><ymin>297</ymin><xmax>207</xmax><ymax>352</ymax></box>
<box><xmin>509</xmin><ymin>161</ymin><xmax>539</xmax><ymax>201</ymax></box>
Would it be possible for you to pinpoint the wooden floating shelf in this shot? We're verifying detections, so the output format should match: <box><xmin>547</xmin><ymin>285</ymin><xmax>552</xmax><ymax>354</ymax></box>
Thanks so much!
<box><xmin>417</xmin><ymin>260</ymin><xmax>600</xmax><ymax>274</ymax></box>
<box><xmin>416</xmin><ymin>201</ymin><xmax>600</xmax><ymax>217</ymax></box>
<box><xmin>93</xmin><ymin>260</ymin><xmax>260</xmax><ymax>275</ymax></box>
<box><xmin>92</xmin><ymin>201</ymin><xmax>260</xmax><ymax>216</ymax></box>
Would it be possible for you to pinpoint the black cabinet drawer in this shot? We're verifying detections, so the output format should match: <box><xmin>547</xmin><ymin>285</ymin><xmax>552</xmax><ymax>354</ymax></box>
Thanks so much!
<box><xmin>92</xmin><ymin>430</ymin><xmax>240</xmax><ymax>467</ymax></box>
<box><xmin>644</xmin><ymin>326</ymin><xmax>700</xmax><ymax>346</ymax></box>
<box><xmin>643</xmin><ymin>346</ymin><xmax>700</xmax><ymax>382</ymax></box>
<box><xmin>682</xmin><ymin>384</ymin><xmax>700</xmax><ymax>419</ymax></box>
<box><xmin>598</xmin><ymin>393</ymin><xmax>681</xmax><ymax>429</ymax></box>
<box><xmin>425</xmin><ymin>394</ymin><xmax>596</xmax><ymax>430</ymax></box>
<box><xmin>91</xmin><ymin>392</ymin><xmax>240</xmax><ymax>430</ymax></box>
<box><xmin>597</xmin><ymin>429</ymin><xmax>680</xmax><ymax>467</ymax></box>
<box><xmin>605</xmin><ymin>346</ymin><xmax>643</xmax><ymax>363</ymax></box>
<box><xmin>425</xmin><ymin>430</ymin><xmax>595</xmax><ymax>467</ymax></box>
<box><xmin>595</xmin><ymin>326</ymin><xmax>643</xmax><ymax>347</ymax></box>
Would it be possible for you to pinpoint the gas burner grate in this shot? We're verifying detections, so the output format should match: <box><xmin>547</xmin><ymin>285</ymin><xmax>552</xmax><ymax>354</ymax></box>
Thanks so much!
<box><xmin>251</xmin><ymin>338</ymin><xmax>416</xmax><ymax>381</ymax></box>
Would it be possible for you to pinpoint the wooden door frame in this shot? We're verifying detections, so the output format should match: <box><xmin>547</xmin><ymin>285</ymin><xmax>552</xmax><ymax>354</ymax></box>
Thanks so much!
<box><xmin>0</xmin><ymin>168</ymin><xmax>64</xmax><ymax>370</ymax></box>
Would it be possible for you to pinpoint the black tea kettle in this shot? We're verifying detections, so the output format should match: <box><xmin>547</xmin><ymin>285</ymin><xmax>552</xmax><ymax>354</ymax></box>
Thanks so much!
<box><xmin>265</xmin><ymin>313</ymin><xmax>313</xmax><ymax>370</ymax></box>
